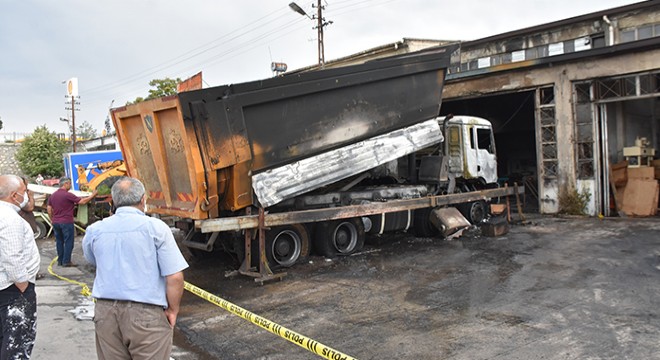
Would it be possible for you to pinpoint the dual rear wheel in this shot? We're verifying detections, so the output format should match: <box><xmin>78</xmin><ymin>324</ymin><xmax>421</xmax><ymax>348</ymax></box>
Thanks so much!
<box><xmin>314</xmin><ymin>218</ymin><xmax>365</xmax><ymax>258</ymax></box>
<box><xmin>263</xmin><ymin>218</ymin><xmax>366</xmax><ymax>268</ymax></box>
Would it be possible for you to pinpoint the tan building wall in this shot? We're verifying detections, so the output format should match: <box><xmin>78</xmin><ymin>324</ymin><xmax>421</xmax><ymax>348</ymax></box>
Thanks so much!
<box><xmin>444</xmin><ymin>48</ymin><xmax>660</xmax><ymax>213</ymax></box>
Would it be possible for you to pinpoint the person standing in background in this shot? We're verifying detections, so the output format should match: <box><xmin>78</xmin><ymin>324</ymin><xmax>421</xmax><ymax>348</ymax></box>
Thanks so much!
<box><xmin>83</xmin><ymin>177</ymin><xmax>188</xmax><ymax>359</ymax></box>
<box><xmin>47</xmin><ymin>177</ymin><xmax>97</xmax><ymax>267</ymax></box>
<box><xmin>0</xmin><ymin>174</ymin><xmax>41</xmax><ymax>359</ymax></box>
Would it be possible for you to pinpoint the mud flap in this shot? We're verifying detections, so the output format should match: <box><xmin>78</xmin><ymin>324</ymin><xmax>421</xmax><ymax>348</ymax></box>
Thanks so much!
<box><xmin>429</xmin><ymin>207</ymin><xmax>471</xmax><ymax>239</ymax></box>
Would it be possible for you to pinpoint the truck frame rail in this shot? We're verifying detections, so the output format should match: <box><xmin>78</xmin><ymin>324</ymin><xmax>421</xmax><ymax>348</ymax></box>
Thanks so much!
<box><xmin>198</xmin><ymin>184</ymin><xmax>525</xmax><ymax>233</ymax></box>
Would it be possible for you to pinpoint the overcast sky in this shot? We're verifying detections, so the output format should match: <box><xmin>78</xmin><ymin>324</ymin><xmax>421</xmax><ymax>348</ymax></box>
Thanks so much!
<box><xmin>0</xmin><ymin>0</ymin><xmax>642</xmax><ymax>137</ymax></box>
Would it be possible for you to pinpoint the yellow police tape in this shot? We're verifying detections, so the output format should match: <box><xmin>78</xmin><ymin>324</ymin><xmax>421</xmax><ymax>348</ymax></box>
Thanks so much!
<box><xmin>47</xmin><ymin>256</ymin><xmax>92</xmax><ymax>297</ymax></box>
<box><xmin>184</xmin><ymin>282</ymin><xmax>357</xmax><ymax>360</ymax></box>
<box><xmin>47</xmin><ymin>255</ymin><xmax>355</xmax><ymax>359</ymax></box>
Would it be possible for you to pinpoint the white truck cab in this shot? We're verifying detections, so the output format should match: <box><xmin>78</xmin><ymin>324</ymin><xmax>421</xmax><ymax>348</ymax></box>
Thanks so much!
<box><xmin>439</xmin><ymin>115</ymin><xmax>498</xmax><ymax>186</ymax></box>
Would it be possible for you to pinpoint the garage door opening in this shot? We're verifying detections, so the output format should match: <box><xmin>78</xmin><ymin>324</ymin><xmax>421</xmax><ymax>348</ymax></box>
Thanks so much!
<box><xmin>441</xmin><ymin>90</ymin><xmax>539</xmax><ymax>212</ymax></box>
<box><xmin>597</xmin><ymin>96</ymin><xmax>659</xmax><ymax>215</ymax></box>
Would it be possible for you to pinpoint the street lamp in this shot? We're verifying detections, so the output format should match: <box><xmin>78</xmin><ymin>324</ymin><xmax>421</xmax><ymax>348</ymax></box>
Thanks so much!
<box><xmin>289</xmin><ymin>2</ymin><xmax>310</xmax><ymax>18</ymax></box>
<box><xmin>289</xmin><ymin>1</ymin><xmax>332</xmax><ymax>68</ymax></box>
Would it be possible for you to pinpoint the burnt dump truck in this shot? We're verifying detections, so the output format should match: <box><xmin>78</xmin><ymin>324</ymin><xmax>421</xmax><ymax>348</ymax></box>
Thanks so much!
<box><xmin>111</xmin><ymin>45</ymin><xmax>523</xmax><ymax>281</ymax></box>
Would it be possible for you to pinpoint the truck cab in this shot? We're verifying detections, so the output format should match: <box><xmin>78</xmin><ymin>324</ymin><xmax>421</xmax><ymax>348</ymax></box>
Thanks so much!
<box><xmin>441</xmin><ymin>115</ymin><xmax>498</xmax><ymax>187</ymax></box>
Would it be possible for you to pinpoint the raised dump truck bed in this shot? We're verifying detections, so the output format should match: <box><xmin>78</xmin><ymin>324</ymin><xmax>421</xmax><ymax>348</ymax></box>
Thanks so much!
<box><xmin>112</xmin><ymin>44</ymin><xmax>528</xmax><ymax>281</ymax></box>
<box><xmin>111</xmin><ymin>46</ymin><xmax>456</xmax><ymax>220</ymax></box>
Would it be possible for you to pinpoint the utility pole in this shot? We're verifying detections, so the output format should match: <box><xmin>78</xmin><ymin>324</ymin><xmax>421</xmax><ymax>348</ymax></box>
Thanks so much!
<box><xmin>64</xmin><ymin>78</ymin><xmax>80</xmax><ymax>152</ymax></box>
<box><xmin>104</xmin><ymin>99</ymin><xmax>115</xmax><ymax>136</ymax></box>
<box><xmin>289</xmin><ymin>1</ymin><xmax>332</xmax><ymax>68</ymax></box>
<box><xmin>313</xmin><ymin>0</ymin><xmax>332</xmax><ymax>68</ymax></box>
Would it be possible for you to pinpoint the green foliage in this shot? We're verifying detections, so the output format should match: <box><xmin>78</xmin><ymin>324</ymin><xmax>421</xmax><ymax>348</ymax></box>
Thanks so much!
<box><xmin>127</xmin><ymin>77</ymin><xmax>181</xmax><ymax>105</ymax></box>
<box><xmin>76</xmin><ymin>120</ymin><xmax>98</xmax><ymax>140</ymax></box>
<box><xmin>96</xmin><ymin>183</ymin><xmax>111</xmax><ymax>195</ymax></box>
<box><xmin>559</xmin><ymin>187</ymin><xmax>591</xmax><ymax>215</ymax></box>
<box><xmin>16</xmin><ymin>125</ymin><xmax>68</xmax><ymax>177</ymax></box>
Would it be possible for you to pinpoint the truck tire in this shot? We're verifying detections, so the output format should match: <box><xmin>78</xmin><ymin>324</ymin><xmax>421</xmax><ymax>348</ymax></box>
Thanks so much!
<box><xmin>314</xmin><ymin>218</ymin><xmax>365</xmax><ymax>258</ymax></box>
<box><xmin>413</xmin><ymin>208</ymin><xmax>440</xmax><ymax>238</ymax></box>
<box><xmin>266</xmin><ymin>224</ymin><xmax>310</xmax><ymax>268</ymax></box>
<box><xmin>458</xmin><ymin>200</ymin><xmax>488</xmax><ymax>224</ymax></box>
<box><xmin>34</xmin><ymin>220</ymin><xmax>48</xmax><ymax>240</ymax></box>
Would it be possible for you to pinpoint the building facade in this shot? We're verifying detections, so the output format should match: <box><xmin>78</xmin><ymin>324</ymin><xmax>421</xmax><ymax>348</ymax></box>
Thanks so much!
<box><xmin>442</xmin><ymin>1</ymin><xmax>659</xmax><ymax>215</ymax></box>
<box><xmin>293</xmin><ymin>1</ymin><xmax>660</xmax><ymax>215</ymax></box>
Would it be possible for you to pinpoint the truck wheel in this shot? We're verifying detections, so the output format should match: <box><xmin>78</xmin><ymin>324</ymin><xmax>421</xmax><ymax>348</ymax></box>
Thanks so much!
<box><xmin>413</xmin><ymin>208</ymin><xmax>439</xmax><ymax>238</ymax></box>
<box><xmin>315</xmin><ymin>218</ymin><xmax>365</xmax><ymax>258</ymax></box>
<box><xmin>34</xmin><ymin>220</ymin><xmax>48</xmax><ymax>240</ymax></box>
<box><xmin>266</xmin><ymin>224</ymin><xmax>310</xmax><ymax>268</ymax></box>
<box><xmin>458</xmin><ymin>200</ymin><xmax>487</xmax><ymax>224</ymax></box>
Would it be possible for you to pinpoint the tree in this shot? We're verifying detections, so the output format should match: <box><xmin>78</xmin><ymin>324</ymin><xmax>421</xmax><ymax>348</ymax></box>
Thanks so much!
<box><xmin>0</xmin><ymin>116</ymin><xmax>3</xmax><ymax>131</ymax></box>
<box><xmin>76</xmin><ymin>120</ymin><xmax>98</xmax><ymax>140</ymax></box>
<box><xmin>127</xmin><ymin>77</ymin><xmax>181</xmax><ymax>105</ymax></box>
<box><xmin>16</xmin><ymin>125</ymin><xmax>68</xmax><ymax>177</ymax></box>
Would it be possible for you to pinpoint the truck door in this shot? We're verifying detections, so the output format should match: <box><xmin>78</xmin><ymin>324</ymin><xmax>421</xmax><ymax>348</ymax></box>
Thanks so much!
<box><xmin>468</xmin><ymin>125</ymin><xmax>498</xmax><ymax>184</ymax></box>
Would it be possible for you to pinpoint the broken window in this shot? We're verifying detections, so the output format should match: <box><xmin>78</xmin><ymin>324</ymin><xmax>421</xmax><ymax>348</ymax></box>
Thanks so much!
<box><xmin>574</xmin><ymin>37</ymin><xmax>592</xmax><ymax>52</ymax></box>
<box><xmin>540</xmin><ymin>87</ymin><xmax>555</xmax><ymax>105</ymax></box>
<box><xmin>477</xmin><ymin>128</ymin><xmax>494</xmax><ymax>153</ymax></box>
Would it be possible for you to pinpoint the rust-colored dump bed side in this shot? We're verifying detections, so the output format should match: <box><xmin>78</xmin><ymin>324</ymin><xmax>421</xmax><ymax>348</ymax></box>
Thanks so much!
<box><xmin>111</xmin><ymin>96</ymin><xmax>209</xmax><ymax>219</ymax></box>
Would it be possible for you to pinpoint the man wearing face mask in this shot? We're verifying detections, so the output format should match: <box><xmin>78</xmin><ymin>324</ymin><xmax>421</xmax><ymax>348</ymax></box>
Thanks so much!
<box><xmin>83</xmin><ymin>177</ymin><xmax>188</xmax><ymax>359</ymax></box>
<box><xmin>47</xmin><ymin>177</ymin><xmax>97</xmax><ymax>267</ymax></box>
<box><xmin>0</xmin><ymin>174</ymin><xmax>41</xmax><ymax>359</ymax></box>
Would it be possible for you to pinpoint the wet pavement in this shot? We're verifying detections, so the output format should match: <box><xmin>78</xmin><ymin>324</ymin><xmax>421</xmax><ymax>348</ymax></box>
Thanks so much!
<box><xmin>30</xmin><ymin>216</ymin><xmax>660</xmax><ymax>359</ymax></box>
<box><xmin>175</xmin><ymin>216</ymin><xmax>660</xmax><ymax>359</ymax></box>
<box><xmin>32</xmin><ymin>234</ymin><xmax>205</xmax><ymax>360</ymax></box>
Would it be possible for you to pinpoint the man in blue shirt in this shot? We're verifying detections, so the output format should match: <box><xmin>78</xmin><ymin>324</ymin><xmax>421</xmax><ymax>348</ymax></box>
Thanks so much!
<box><xmin>83</xmin><ymin>177</ymin><xmax>188</xmax><ymax>360</ymax></box>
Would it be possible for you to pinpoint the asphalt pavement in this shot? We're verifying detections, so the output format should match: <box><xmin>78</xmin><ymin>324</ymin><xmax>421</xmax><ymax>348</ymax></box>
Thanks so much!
<box><xmin>32</xmin><ymin>237</ymin><xmax>97</xmax><ymax>359</ymax></box>
<box><xmin>31</xmin><ymin>235</ymin><xmax>200</xmax><ymax>360</ymax></box>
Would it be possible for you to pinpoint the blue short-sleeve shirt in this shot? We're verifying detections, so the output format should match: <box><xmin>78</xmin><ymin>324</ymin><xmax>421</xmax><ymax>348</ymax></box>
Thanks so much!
<box><xmin>83</xmin><ymin>206</ymin><xmax>189</xmax><ymax>308</ymax></box>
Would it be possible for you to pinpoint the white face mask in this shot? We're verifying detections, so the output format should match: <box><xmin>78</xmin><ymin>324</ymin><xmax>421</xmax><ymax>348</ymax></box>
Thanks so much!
<box><xmin>16</xmin><ymin>191</ymin><xmax>28</xmax><ymax>210</ymax></box>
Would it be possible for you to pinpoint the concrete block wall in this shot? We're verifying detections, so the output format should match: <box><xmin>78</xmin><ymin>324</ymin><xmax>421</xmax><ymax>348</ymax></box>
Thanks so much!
<box><xmin>0</xmin><ymin>144</ymin><xmax>25</xmax><ymax>176</ymax></box>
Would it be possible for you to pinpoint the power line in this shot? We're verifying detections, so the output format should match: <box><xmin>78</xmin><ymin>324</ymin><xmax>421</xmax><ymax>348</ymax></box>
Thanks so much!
<box><xmin>84</xmin><ymin>7</ymin><xmax>297</xmax><ymax>96</ymax></box>
<box><xmin>84</xmin><ymin>0</ymin><xmax>406</xmax><ymax>104</ymax></box>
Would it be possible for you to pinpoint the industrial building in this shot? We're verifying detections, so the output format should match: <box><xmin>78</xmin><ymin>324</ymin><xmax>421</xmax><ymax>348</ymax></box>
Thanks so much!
<box><xmin>303</xmin><ymin>1</ymin><xmax>660</xmax><ymax>216</ymax></box>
